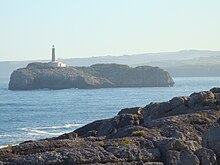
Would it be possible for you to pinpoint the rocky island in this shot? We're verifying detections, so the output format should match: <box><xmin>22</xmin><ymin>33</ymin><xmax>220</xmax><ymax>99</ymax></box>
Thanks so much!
<box><xmin>1</xmin><ymin>88</ymin><xmax>220</xmax><ymax>164</ymax></box>
<box><xmin>8</xmin><ymin>63</ymin><xmax>174</xmax><ymax>90</ymax></box>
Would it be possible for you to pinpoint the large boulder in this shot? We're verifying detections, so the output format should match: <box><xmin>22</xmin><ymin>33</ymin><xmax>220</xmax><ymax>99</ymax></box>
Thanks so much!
<box><xmin>188</xmin><ymin>91</ymin><xmax>215</xmax><ymax>108</ymax></box>
<box><xmin>164</xmin><ymin>150</ymin><xmax>180</xmax><ymax>165</ymax></box>
<box><xmin>210</xmin><ymin>87</ymin><xmax>220</xmax><ymax>104</ymax></box>
<box><xmin>118</xmin><ymin>107</ymin><xmax>143</xmax><ymax>116</ymax></box>
<box><xmin>179</xmin><ymin>150</ymin><xmax>199</xmax><ymax>165</ymax></box>
<box><xmin>74</xmin><ymin>114</ymin><xmax>144</xmax><ymax>138</ymax></box>
<box><xmin>195</xmin><ymin>147</ymin><xmax>217</xmax><ymax>165</ymax></box>
<box><xmin>163</xmin><ymin>149</ymin><xmax>199</xmax><ymax>165</ymax></box>
<box><xmin>143</xmin><ymin>91</ymin><xmax>218</xmax><ymax>127</ymax></box>
<box><xmin>203</xmin><ymin>126</ymin><xmax>220</xmax><ymax>149</ymax></box>
<box><xmin>143</xmin><ymin>102</ymin><xmax>171</xmax><ymax>125</ymax></box>
<box><xmin>203</xmin><ymin>126</ymin><xmax>220</xmax><ymax>163</ymax></box>
<box><xmin>169</xmin><ymin>96</ymin><xmax>189</xmax><ymax>110</ymax></box>
<box><xmin>210</xmin><ymin>87</ymin><xmax>220</xmax><ymax>94</ymax></box>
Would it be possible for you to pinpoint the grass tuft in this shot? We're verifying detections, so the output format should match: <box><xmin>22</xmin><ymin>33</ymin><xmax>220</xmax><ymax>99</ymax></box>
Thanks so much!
<box><xmin>99</xmin><ymin>141</ymin><xmax>105</xmax><ymax>146</ymax></box>
<box><xmin>131</xmin><ymin>130</ymin><xmax>146</xmax><ymax>136</ymax></box>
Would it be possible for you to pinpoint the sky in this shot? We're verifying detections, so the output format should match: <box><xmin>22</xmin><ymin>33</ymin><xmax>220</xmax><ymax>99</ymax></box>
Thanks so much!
<box><xmin>0</xmin><ymin>0</ymin><xmax>220</xmax><ymax>61</ymax></box>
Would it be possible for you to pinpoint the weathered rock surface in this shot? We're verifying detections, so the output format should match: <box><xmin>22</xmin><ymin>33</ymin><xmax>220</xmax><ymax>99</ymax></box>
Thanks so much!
<box><xmin>8</xmin><ymin>63</ymin><xmax>174</xmax><ymax>90</ymax></box>
<box><xmin>2</xmin><ymin>88</ymin><xmax>220</xmax><ymax>164</ymax></box>
<box><xmin>195</xmin><ymin>147</ymin><xmax>217</xmax><ymax>165</ymax></box>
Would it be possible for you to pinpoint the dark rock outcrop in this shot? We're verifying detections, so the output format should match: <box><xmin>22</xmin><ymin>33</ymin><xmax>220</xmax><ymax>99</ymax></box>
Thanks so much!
<box><xmin>8</xmin><ymin>63</ymin><xmax>174</xmax><ymax>90</ymax></box>
<box><xmin>195</xmin><ymin>148</ymin><xmax>217</xmax><ymax>165</ymax></box>
<box><xmin>2</xmin><ymin>88</ymin><xmax>220</xmax><ymax>164</ymax></box>
<box><xmin>118</xmin><ymin>107</ymin><xmax>143</xmax><ymax>116</ymax></box>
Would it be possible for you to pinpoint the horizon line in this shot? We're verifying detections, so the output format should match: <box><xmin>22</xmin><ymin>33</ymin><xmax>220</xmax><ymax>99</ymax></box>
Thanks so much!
<box><xmin>1</xmin><ymin>49</ymin><xmax>220</xmax><ymax>62</ymax></box>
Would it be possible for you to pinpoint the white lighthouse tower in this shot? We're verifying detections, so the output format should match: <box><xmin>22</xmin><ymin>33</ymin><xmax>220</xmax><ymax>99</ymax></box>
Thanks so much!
<box><xmin>48</xmin><ymin>45</ymin><xmax>66</xmax><ymax>67</ymax></box>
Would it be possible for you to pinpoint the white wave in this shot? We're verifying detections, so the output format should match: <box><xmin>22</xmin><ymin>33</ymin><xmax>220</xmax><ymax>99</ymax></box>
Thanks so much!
<box><xmin>1</xmin><ymin>123</ymin><xmax>82</xmax><ymax>147</ymax></box>
<box><xmin>18</xmin><ymin>123</ymin><xmax>82</xmax><ymax>131</ymax></box>
<box><xmin>0</xmin><ymin>134</ymin><xmax>21</xmax><ymax>138</ymax></box>
<box><xmin>28</xmin><ymin>129</ymin><xmax>49</xmax><ymax>134</ymax></box>
<box><xmin>40</xmin><ymin>123</ymin><xmax>82</xmax><ymax>129</ymax></box>
<box><xmin>0</xmin><ymin>145</ymin><xmax>9</xmax><ymax>148</ymax></box>
<box><xmin>0</xmin><ymin>144</ymin><xmax>17</xmax><ymax>149</ymax></box>
<box><xmin>18</xmin><ymin>127</ymin><xmax>30</xmax><ymax>131</ymax></box>
<box><xmin>19</xmin><ymin>128</ymin><xmax>68</xmax><ymax>137</ymax></box>
<box><xmin>17</xmin><ymin>128</ymin><xmax>62</xmax><ymax>135</ymax></box>
<box><xmin>0</xmin><ymin>134</ymin><xmax>12</xmax><ymax>138</ymax></box>
<box><xmin>27</xmin><ymin>131</ymin><xmax>65</xmax><ymax>137</ymax></box>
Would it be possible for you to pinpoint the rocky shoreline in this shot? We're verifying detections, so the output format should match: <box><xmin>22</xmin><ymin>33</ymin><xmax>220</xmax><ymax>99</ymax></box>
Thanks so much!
<box><xmin>8</xmin><ymin>63</ymin><xmax>174</xmax><ymax>90</ymax></box>
<box><xmin>1</xmin><ymin>88</ymin><xmax>220</xmax><ymax>164</ymax></box>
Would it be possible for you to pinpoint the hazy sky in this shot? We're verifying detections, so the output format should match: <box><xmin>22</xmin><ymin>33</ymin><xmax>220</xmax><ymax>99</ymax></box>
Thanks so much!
<box><xmin>0</xmin><ymin>0</ymin><xmax>220</xmax><ymax>61</ymax></box>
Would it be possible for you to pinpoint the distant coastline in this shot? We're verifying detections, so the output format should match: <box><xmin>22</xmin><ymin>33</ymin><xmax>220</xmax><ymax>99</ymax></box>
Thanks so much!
<box><xmin>1</xmin><ymin>50</ymin><xmax>220</xmax><ymax>79</ymax></box>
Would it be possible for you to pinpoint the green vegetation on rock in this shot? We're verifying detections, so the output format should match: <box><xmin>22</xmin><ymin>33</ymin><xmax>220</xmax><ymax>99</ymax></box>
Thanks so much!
<box><xmin>131</xmin><ymin>130</ymin><xmax>146</xmax><ymax>136</ymax></box>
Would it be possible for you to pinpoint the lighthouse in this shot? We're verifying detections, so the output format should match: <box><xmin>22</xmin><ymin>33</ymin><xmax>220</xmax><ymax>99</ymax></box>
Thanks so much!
<box><xmin>47</xmin><ymin>45</ymin><xmax>66</xmax><ymax>67</ymax></box>
<box><xmin>52</xmin><ymin>45</ymin><xmax>56</xmax><ymax>62</ymax></box>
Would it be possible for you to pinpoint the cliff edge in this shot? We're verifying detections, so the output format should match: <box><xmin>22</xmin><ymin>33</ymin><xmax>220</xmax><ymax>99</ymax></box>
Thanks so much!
<box><xmin>8</xmin><ymin>63</ymin><xmax>174</xmax><ymax>90</ymax></box>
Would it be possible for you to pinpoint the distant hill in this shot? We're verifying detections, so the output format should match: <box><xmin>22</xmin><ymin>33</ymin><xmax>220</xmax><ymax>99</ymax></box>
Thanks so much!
<box><xmin>1</xmin><ymin>50</ymin><xmax>220</xmax><ymax>79</ymax></box>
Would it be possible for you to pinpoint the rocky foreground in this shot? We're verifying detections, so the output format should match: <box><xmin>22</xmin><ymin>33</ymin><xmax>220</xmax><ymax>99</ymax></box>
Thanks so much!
<box><xmin>8</xmin><ymin>63</ymin><xmax>174</xmax><ymax>90</ymax></box>
<box><xmin>2</xmin><ymin>88</ymin><xmax>220</xmax><ymax>164</ymax></box>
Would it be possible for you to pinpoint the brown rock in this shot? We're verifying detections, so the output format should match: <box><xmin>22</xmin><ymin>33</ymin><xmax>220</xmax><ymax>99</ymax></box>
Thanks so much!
<box><xmin>118</xmin><ymin>107</ymin><xmax>143</xmax><ymax>116</ymax></box>
<box><xmin>143</xmin><ymin>102</ymin><xmax>171</xmax><ymax>126</ymax></box>
<box><xmin>55</xmin><ymin>132</ymin><xmax>78</xmax><ymax>140</ymax></box>
<box><xmin>169</xmin><ymin>96</ymin><xmax>188</xmax><ymax>109</ymax></box>
<box><xmin>210</xmin><ymin>87</ymin><xmax>220</xmax><ymax>94</ymax></box>
<box><xmin>188</xmin><ymin>91</ymin><xmax>215</xmax><ymax>108</ymax></box>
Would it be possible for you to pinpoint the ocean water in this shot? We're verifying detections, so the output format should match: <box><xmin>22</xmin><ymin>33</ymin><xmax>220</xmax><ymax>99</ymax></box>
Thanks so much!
<box><xmin>1</xmin><ymin>77</ymin><xmax>220</xmax><ymax>147</ymax></box>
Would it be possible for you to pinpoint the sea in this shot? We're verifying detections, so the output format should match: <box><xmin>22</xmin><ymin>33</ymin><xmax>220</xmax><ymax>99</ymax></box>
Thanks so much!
<box><xmin>1</xmin><ymin>77</ymin><xmax>220</xmax><ymax>147</ymax></box>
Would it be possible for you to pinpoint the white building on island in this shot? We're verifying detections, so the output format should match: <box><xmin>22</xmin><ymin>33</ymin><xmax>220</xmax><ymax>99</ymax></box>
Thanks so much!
<box><xmin>47</xmin><ymin>45</ymin><xmax>66</xmax><ymax>67</ymax></box>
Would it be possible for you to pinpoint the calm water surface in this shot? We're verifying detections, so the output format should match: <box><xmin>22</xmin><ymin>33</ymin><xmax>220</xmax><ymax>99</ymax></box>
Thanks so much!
<box><xmin>1</xmin><ymin>77</ymin><xmax>220</xmax><ymax>147</ymax></box>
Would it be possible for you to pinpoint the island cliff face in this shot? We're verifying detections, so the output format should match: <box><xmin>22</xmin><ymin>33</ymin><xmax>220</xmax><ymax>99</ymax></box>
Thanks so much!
<box><xmin>8</xmin><ymin>63</ymin><xmax>174</xmax><ymax>90</ymax></box>
<box><xmin>1</xmin><ymin>88</ymin><xmax>220</xmax><ymax>164</ymax></box>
